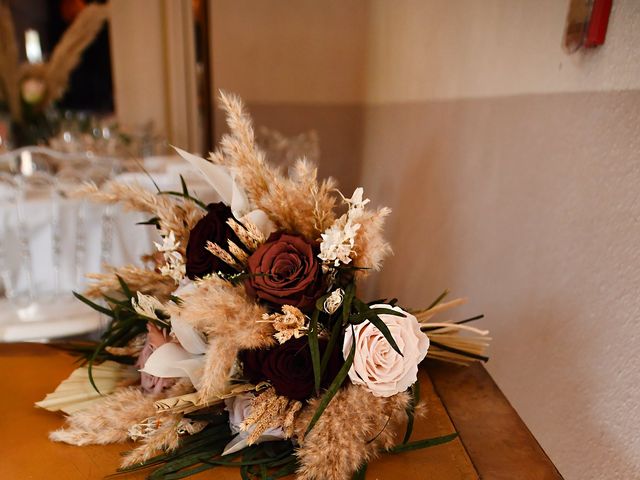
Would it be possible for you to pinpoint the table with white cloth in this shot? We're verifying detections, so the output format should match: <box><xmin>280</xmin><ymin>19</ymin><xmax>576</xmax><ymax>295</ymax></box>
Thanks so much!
<box><xmin>0</xmin><ymin>155</ymin><xmax>215</xmax><ymax>341</ymax></box>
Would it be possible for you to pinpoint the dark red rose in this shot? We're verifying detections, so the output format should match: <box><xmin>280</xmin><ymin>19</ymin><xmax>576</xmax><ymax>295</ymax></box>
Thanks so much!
<box><xmin>241</xmin><ymin>337</ymin><xmax>344</xmax><ymax>401</ymax></box>
<box><xmin>244</xmin><ymin>232</ymin><xmax>324</xmax><ymax>311</ymax></box>
<box><xmin>186</xmin><ymin>203</ymin><xmax>238</xmax><ymax>279</ymax></box>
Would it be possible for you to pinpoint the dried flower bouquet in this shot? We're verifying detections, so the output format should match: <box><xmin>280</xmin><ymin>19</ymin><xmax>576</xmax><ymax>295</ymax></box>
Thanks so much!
<box><xmin>37</xmin><ymin>92</ymin><xmax>490</xmax><ymax>480</ymax></box>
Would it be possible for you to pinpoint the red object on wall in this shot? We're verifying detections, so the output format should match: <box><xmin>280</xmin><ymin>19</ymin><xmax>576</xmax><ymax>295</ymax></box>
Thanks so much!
<box><xmin>584</xmin><ymin>0</ymin><xmax>613</xmax><ymax>47</ymax></box>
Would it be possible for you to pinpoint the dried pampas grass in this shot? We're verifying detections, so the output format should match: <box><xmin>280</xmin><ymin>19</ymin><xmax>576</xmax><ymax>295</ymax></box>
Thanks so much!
<box><xmin>294</xmin><ymin>386</ymin><xmax>410</xmax><ymax>480</ymax></box>
<box><xmin>120</xmin><ymin>413</ymin><xmax>182</xmax><ymax>467</ymax></box>
<box><xmin>45</xmin><ymin>3</ymin><xmax>109</xmax><ymax>105</ymax></box>
<box><xmin>241</xmin><ymin>388</ymin><xmax>302</xmax><ymax>442</ymax></box>
<box><xmin>50</xmin><ymin>387</ymin><xmax>159</xmax><ymax>446</ymax></box>
<box><xmin>167</xmin><ymin>276</ymin><xmax>274</xmax><ymax>399</ymax></box>
<box><xmin>210</xmin><ymin>92</ymin><xmax>337</xmax><ymax>240</ymax></box>
<box><xmin>84</xmin><ymin>265</ymin><xmax>176</xmax><ymax>301</ymax></box>
<box><xmin>0</xmin><ymin>3</ymin><xmax>21</xmax><ymax>121</ymax></box>
<box><xmin>74</xmin><ymin>182</ymin><xmax>204</xmax><ymax>251</ymax></box>
<box><xmin>352</xmin><ymin>206</ymin><xmax>393</xmax><ymax>274</ymax></box>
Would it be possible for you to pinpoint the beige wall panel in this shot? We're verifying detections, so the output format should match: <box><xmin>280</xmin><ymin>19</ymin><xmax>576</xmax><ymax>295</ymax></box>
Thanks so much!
<box><xmin>360</xmin><ymin>91</ymin><xmax>640</xmax><ymax>480</ymax></box>
<box><xmin>366</xmin><ymin>0</ymin><xmax>640</xmax><ymax>102</ymax></box>
<box><xmin>109</xmin><ymin>0</ymin><xmax>168</xmax><ymax>132</ymax></box>
<box><xmin>209</xmin><ymin>0</ymin><xmax>368</xmax><ymax>104</ymax></box>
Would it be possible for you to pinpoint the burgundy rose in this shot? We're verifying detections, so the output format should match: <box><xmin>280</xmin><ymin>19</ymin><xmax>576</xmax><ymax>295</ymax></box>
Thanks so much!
<box><xmin>186</xmin><ymin>202</ymin><xmax>238</xmax><ymax>279</ymax></box>
<box><xmin>241</xmin><ymin>337</ymin><xmax>343</xmax><ymax>401</ymax></box>
<box><xmin>244</xmin><ymin>232</ymin><xmax>324</xmax><ymax>311</ymax></box>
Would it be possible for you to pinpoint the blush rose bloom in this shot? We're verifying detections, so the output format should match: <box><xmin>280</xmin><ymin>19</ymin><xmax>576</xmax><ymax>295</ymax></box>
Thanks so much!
<box><xmin>342</xmin><ymin>304</ymin><xmax>429</xmax><ymax>397</ymax></box>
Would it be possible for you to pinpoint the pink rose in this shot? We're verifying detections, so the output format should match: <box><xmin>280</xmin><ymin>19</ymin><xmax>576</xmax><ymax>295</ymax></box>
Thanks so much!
<box><xmin>342</xmin><ymin>304</ymin><xmax>429</xmax><ymax>397</ymax></box>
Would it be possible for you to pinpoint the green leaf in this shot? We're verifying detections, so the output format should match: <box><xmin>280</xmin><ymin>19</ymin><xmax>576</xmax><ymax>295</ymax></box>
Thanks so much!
<box><xmin>427</xmin><ymin>289</ymin><xmax>449</xmax><ymax>310</ymax></box>
<box><xmin>315</xmin><ymin>293</ymin><xmax>330</xmax><ymax>312</ymax></box>
<box><xmin>320</xmin><ymin>312</ymin><xmax>344</xmax><ymax>376</ymax></box>
<box><xmin>305</xmin><ymin>329</ymin><xmax>356</xmax><ymax>435</ymax></box>
<box><xmin>352</xmin><ymin>463</ymin><xmax>368</xmax><ymax>480</ymax></box>
<box><xmin>455</xmin><ymin>314</ymin><xmax>485</xmax><ymax>325</ymax></box>
<box><xmin>388</xmin><ymin>432</ymin><xmax>458</xmax><ymax>454</ymax></box>
<box><xmin>136</xmin><ymin>216</ymin><xmax>160</xmax><ymax>227</ymax></box>
<box><xmin>72</xmin><ymin>291</ymin><xmax>114</xmax><ymax>317</ymax></box>
<box><xmin>308</xmin><ymin>309</ymin><xmax>322</xmax><ymax>396</ymax></box>
<box><xmin>342</xmin><ymin>283</ymin><xmax>355</xmax><ymax>325</ymax></box>
<box><xmin>180</xmin><ymin>174</ymin><xmax>190</xmax><ymax>197</ymax></box>
<box><xmin>158</xmin><ymin>190</ymin><xmax>208</xmax><ymax>210</ymax></box>
<box><xmin>116</xmin><ymin>275</ymin><xmax>134</xmax><ymax>299</ymax></box>
<box><xmin>402</xmin><ymin>380</ymin><xmax>420</xmax><ymax>444</ymax></box>
<box><xmin>430</xmin><ymin>340</ymin><xmax>489</xmax><ymax>362</ymax></box>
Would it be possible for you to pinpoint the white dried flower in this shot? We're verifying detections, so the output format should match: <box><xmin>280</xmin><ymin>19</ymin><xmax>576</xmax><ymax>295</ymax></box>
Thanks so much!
<box><xmin>318</xmin><ymin>187</ymin><xmax>370</xmax><ymax>267</ymax></box>
<box><xmin>261</xmin><ymin>305</ymin><xmax>307</xmax><ymax>344</ymax></box>
<box><xmin>154</xmin><ymin>231</ymin><xmax>180</xmax><ymax>252</ymax></box>
<box><xmin>128</xmin><ymin>416</ymin><xmax>161</xmax><ymax>441</ymax></box>
<box><xmin>323</xmin><ymin>288</ymin><xmax>345</xmax><ymax>314</ymax></box>
<box><xmin>131</xmin><ymin>292</ymin><xmax>167</xmax><ymax>320</ymax></box>
<box><xmin>176</xmin><ymin>418</ymin><xmax>208</xmax><ymax>436</ymax></box>
<box><xmin>156</xmin><ymin>231</ymin><xmax>186</xmax><ymax>283</ymax></box>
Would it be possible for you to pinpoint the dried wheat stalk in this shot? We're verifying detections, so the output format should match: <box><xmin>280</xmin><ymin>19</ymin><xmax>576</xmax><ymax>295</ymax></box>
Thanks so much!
<box><xmin>84</xmin><ymin>265</ymin><xmax>176</xmax><ymax>301</ymax></box>
<box><xmin>210</xmin><ymin>91</ymin><xmax>337</xmax><ymax>240</ymax></box>
<box><xmin>45</xmin><ymin>3</ymin><xmax>109</xmax><ymax>105</ymax></box>
<box><xmin>0</xmin><ymin>3</ymin><xmax>21</xmax><ymax>121</ymax></box>
<box><xmin>294</xmin><ymin>386</ymin><xmax>410</xmax><ymax>480</ymax></box>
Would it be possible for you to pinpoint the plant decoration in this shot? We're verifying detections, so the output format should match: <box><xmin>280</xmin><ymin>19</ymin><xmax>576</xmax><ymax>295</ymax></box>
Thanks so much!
<box><xmin>0</xmin><ymin>2</ymin><xmax>108</xmax><ymax>144</ymax></box>
<box><xmin>36</xmin><ymin>93</ymin><xmax>491</xmax><ymax>479</ymax></box>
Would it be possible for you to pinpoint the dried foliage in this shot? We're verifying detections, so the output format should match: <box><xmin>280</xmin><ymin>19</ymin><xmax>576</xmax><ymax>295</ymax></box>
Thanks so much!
<box><xmin>241</xmin><ymin>388</ymin><xmax>302</xmax><ymax>443</ymax></box>
<box><xmin>50</xmin><ymin>387</ymin><xmax>159</xmax><ymax>446</ymax></box>
<box><xmin>352</xmin><ymin>207</ymin><xmax>393</xmax><ymax>274</ymax></box>
<box><xmin>45</xmin><ymin>3</ymin><xmax>109</xmax><ymax>105</ymax></box>
<box><xmin>121</xmin><ymin>413</ymin><xmax>183</xmax><ymax>467</ymax></box>
<box><xmin>210</xmin><ymin>91</ymin><xmax>337</xmax><ymax>240</ymax></box>
<box><xmin>74</xmin><ymin>182</ymin><xmax>204</xmax><ymax>253</ymax></box>
<box><xmin>84</xmin><ymin>265</ymin><xmax>176</xmax><ymax>301</ymax></box>
<box><xmin>166</xmin><ymin>276</ymin><xmax>275</xmax><ymax>399</ymax></box>
<box><xmin>0</xmin><ymin>3</ymin><xmax>21</xmax><ymax>121</ymax></box>
<box><xmin>294</xmin><ymin>386</ymin><xmax>410</xmax><ymax>480</ymax></box>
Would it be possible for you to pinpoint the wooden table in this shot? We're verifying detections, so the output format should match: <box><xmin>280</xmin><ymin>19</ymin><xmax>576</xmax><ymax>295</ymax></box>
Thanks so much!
<box><xmin>0</xmin><ymin>343</ymin><xmax>562</xmax><ymax>479</ymax></box>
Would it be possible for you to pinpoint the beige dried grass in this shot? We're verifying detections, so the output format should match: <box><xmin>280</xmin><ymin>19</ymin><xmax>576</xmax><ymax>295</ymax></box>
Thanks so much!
<box><xmin>240</xmin><ymin>388</ymin><xmax>302</xmax><ymax>442</ymax></box>
<box><xmin>210</xmin><ymin>91</ymin><xmax>337</xmax><ymax>240</ymax></box>
<box><xmin>351</xmin><ymin>207</ymin><xmax>393</xmax><ymax>275</ymax></box>
<box><xmin>166</xmin><ymin>275</ymin><xmax>274</xmax><ymax>399</ymax></box>
<box><xmin>45</xmin><ymin>3</ymin><xmax>109</xmax><ymax>105</ymax></box>
<box><xmin>120</xmin><ymin>413</ymin><xmax>183</xmax><ymax>468</ymax></box>
<box><xmin>294</xmin><ymin>386</ymin><xmax>410</xmax><ymax>480</ymax></box>
<box><xmin>84</xmin><ymin>265</ymin><xmax>176</xmax><ymax>301</ymax></box>
<box><xmin>49</xmin><ymin>387</ymin><xmax>159</xmax><ymax>446</ymax></box>
<box><xmin>0</xmin><ymin>3</ymin><xmax>21</xmax><ymax>121</ymax></box>
<box><xmin>74</xmin><ymin>182</ymin><xmax>204</xmax><ymax>252</ymax></box>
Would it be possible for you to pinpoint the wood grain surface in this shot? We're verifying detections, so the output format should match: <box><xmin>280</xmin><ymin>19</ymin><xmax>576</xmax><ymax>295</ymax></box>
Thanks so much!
<box><xmin>0</xmin><ymin>343</ymin><xmax>560</xmax><ymax>479</ymax></box>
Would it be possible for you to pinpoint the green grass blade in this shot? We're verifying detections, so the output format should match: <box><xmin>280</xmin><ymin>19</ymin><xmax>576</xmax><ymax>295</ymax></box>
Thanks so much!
<box><xmin>305</xmin><ymin>331</ymin><xmax>356</xmax><ymax>435</ymax></box>
<box><xmin>352</xmin><ymin>463</ymin><xmax>368</xmax><ymax>480</ymax></box>
<box><xmin>388</xmin><ymin>432</ymin><xmax>458</xmax><ymax>454</ymax></box>
<box><xmin>402</xmin><ymin>379</ymin><xmax>420</xmax><ymax>444</ymax></box>
<box><xmin>73</xmin><ymin>291</ymin><xmax>114</xmax><ymax>317</ymax></box>
<box><xmin>427</xmin><ymin>289</ymin><xmax>449</xmax><ymax>310</ymax></box>
<box><xmin>308</xmin><ymin>309</ymin><xmax>322</xmax><ymax>396</ymax></box>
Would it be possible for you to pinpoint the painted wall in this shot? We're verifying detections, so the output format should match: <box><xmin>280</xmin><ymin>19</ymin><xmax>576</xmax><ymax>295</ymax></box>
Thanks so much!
<box><xmin>360</xmin><ymin>1</ymin><xmax>640</xmax><ymax>479</ymax></box>
<box><xmin>209</xmin><ymin>2</ymin><xmax>640</xmax><ymax>477</ymax></box>
<box><xmin>209</xmin><ymin>0</ymin><xmax>368</xmax><ymax>191</ymax></box>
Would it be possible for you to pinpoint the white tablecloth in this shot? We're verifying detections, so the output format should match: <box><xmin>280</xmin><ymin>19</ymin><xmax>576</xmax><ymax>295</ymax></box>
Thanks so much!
<box><xmin>0</xmin><ymin>155</ymin><xmax>216</xmax><ymax>341</ymax></box>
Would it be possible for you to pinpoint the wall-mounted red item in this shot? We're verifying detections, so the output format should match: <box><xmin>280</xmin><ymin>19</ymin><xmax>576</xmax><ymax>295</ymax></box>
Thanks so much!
<box><xmin>584</xmin><ymin>0</ymin><xmax>613</xmax><ymax>47</ymax></box>
<box><xmin>562</xmin><ymin>0</ymin><xmax>613</xmax><ymax>53</ymax></box>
